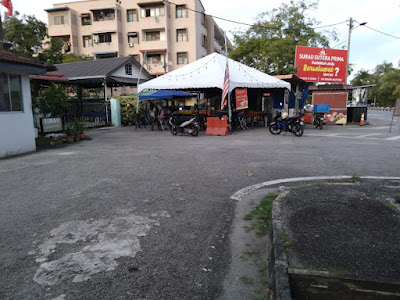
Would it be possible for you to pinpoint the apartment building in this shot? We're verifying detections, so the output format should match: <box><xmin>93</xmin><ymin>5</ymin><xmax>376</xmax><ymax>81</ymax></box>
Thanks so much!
<box><xmin>44</xmin><ymin>0</ymin><xmax>232</xmax><ymax>76</ymax></box>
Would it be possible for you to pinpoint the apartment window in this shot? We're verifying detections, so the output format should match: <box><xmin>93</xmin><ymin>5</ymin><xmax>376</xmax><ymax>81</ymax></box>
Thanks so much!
<box><xmin>176</xmin><ymin>29</ymin><xmax>187</xmax><ymax>42</ymax></box>
<box><xmin>81</xmin><ymin>15</ymin><xmax>91</xmax><ymax>25</ymax></box>
<box><xmin>145</xmin><ymin>31</ymin><xmax>160</xmax><ymax>41</ymax></box>
<box><xmin>140</xmin><ymin>6</ymin><xmax>165</xmax><ymax>18</ymax></box>
<box><xmin>127</xmin><ymin>9</ymin><xmax>138</xmax><ymax>22</ymax></box>
<box><xmin>176</xmin><ymin>5</ymin><xmax>187</xmax><ymax>18</ymax></box>
<box><xmin>0</xmin><ymin>73</ymin><xmax>23</xmax><ymax>112</ymax></box>
<box><xmin>177</xmin><ymin>52</ymin><xmax>187</xmax><ymax>65</ymax></box>
<box><xmin>93</xmin><ymin>9</ymin><xmax>115</xmax><ymax>21</ymax></box>
<box><xmin>83</xmin><ymin>35</ymin><xmax>92</xmax><ymax>47</ymax></box>
<box><xmin>201</xmin><ymin>34</ymin><xmax>207</xmax><ymax>48</ymax></box>
<box><xmin>54</xmin><ymin>15</ymin><xmax>65</xmax><ymax>25</ymax></box>
<box><xmin>128</xmin><ymin>32</ymin><xmax>139</xmax><ymax>44</ymax></box>
<box><xmin>98</xmin><ymin>33</ymin><xmax>112</xmax><ymax>43</ymax></box>
<box><xmin>125</xmin><ymin>64</ymin><xmax>132</xmax><ymax>75</ymax></box>
<box><xmin>146</xmin><ymin>54</ymin><xmax>161</xmax><ymax>65</ymax></box>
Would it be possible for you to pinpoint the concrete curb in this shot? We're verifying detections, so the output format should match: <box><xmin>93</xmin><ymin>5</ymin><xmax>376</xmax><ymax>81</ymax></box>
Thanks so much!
<box><xmin>231</xmin><ymin>176</ymin><xmax>400</xmax><ymax>201</ymax></box>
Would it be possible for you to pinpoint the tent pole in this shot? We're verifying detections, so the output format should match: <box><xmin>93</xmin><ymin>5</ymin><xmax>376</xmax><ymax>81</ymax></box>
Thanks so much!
<box><xmin>136</xmin><ymin>51</ymin><xmax>147</xmax><ymax>130</ymax></box>
<box><xmin>104</xmin><ymin>77</ymin><xmax>109</xmax><ymax>125</ymax></box>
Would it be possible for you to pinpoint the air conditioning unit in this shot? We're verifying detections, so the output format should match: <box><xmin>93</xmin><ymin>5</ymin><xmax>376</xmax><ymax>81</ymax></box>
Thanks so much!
<box><xmin>128</xmin><ymin>43</ymin><xmax>134</xmax><ymax>47</ymax></box>
<box><xmin>93</xmin><ymin>39</ymin><xmax>99</xmax><ymax>44</ymax></box>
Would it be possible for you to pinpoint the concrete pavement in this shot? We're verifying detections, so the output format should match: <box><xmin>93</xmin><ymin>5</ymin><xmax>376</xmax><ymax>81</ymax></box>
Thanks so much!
<box><xmin>1</xmin><ymin>110</ymin><xmax>399</xmax><ymax>299</ymax></box>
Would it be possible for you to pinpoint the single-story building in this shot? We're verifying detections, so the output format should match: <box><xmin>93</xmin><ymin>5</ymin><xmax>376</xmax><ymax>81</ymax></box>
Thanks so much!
<box><xmin>0</xmin><ymin>48</ymin><xmax>46</xmax><ymax>158</ymax></box>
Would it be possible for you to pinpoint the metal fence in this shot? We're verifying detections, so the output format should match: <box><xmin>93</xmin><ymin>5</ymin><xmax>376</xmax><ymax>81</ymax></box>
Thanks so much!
<box><xmin>65</xmin><ymin>99</ymin><xmax>111</xmax><ymax>129</ymax></box>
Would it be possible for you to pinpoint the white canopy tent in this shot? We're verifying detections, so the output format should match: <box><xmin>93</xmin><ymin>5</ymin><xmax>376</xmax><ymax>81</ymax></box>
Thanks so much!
<box><xmin>138</xmin><ymin>52</ymin><xmax>290</xmax><ymax>92</ymax></box>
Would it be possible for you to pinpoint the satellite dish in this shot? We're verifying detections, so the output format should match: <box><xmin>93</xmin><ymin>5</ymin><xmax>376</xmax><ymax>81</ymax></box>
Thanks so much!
<box><xmin>158</xmin><ymin>61</ymin><xmax>164</xmax><ymax>67</ymax></box>
<box><xmin>168</xmin><ymin>61</ymin><xmax>173</xmax><ymax>66</ymax></box>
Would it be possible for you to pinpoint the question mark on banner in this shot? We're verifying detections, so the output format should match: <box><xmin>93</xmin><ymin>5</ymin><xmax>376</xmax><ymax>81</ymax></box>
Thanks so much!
<box><xmin>334</xmin><ymin>67</ymin><xmax>340</xmax><ymax>76</ymax></box>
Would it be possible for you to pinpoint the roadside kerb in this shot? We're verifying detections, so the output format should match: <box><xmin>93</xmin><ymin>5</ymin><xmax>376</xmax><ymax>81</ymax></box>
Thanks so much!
<box><xmin>230</xmin><ymin>176</ymin><xmax>400</xmax><ymax>201</ymax></box>
<box><xmin>234</xmin><ymin>176</ymin><xmax>400</xmax><ymax>300</ymax></box>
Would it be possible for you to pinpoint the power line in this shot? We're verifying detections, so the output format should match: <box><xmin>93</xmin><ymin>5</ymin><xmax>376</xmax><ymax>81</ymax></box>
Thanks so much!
<box><xmin>164</xmin><ymin>0</ymin><xmax>348</xmax><ymax>30</ymax></box>
<box><xmin>362</xmin><ymin>25</ymin><xmax>400</xmax><ymax>40</ymax></box>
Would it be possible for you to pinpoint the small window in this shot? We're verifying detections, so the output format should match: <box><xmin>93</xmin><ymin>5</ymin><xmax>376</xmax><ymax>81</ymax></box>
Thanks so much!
<box><xmin>141</xmin><ymin>6</ymin><xmax>165</xmax><ymax>18</ymax></box>
<box><xmin>0</xmin><ymin>73</ymin><xmax>23</xmax><ymax>112</ymax></box>
<box><xmin>176</xmin><ymin>29</ymin><xmax>187</xmax><ymax>42</ymax></box>
<box><xmin>145</xmin><ymin>31</ymin><xmax>160</xmax><ymax>41</ymax></box>
<box><xmin>83</xmin><ymin>35</ymin><xmax>92</xmax><ymax>47</ymax></box>
<box><xmin>177</xmin><ymin>52</ymin><xmax>187</xmax><ymax>65</ymax></box>
<box><xmin>98</xmin><ymin>33</ymin><xmax>112</xmax><ymax>43</ymax></box>
<box><xmin>176</xmin><ymin>5</ymin><xmax>187</xmax><ymax>18</ymax></box>
<box><xmin>81</xmin><ymin>15</ymin><xmax>91</xmax><ymax>25</ymax></box>
<box><xmin>54</xmin><ymin>16</ymin><xmax>65</xmax><ymax>25</ymax></box>
<box><xmin>201</xmin><ymin>34</ymin><xmax>207</xmax><ymax>48</ymax></box>
<box><xmin>201</xmin><ymin>13</ymin><xmax>205</xmax><ymax>26</ymax></box>
<box><xmin>125</xmin><ymin>64</ymin><xmax>132</xmax><ymax>75</ymax></box>
<box><xmin>128</xmin><ymin>32</ymin><xmax>139</xmax><ymax>44</ymax></box>
<box><xmin>127</xmin><ymin>9</ymin><xmax>137</xmax><ymax>22</ymax></box>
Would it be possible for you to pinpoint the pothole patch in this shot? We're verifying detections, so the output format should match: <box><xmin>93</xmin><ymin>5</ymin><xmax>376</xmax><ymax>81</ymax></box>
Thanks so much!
<box><xmin>31</xmin><ymin>213</ymin><xmax>164</xmax><ymax>286</ymax></box>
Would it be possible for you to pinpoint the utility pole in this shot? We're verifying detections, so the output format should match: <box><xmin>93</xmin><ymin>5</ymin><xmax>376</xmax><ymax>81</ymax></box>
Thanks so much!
<box><xmin>345</xmin><ymin>17</ymin><xmax>353</xmax><ymax>85</ymax></box>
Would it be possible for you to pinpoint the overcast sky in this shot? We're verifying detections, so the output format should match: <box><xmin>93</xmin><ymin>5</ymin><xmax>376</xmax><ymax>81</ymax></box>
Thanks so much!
<box><xmin>5</xmin><ymin>0</ymin><xmax>400</xmax><ymax>79</ymax></box>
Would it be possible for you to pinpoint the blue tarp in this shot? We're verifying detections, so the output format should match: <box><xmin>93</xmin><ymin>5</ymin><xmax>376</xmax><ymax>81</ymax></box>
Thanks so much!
<box><xmin>139</xmin><ymin>90</ymin><xmax>196</xmax><ymax>100</ymax></box>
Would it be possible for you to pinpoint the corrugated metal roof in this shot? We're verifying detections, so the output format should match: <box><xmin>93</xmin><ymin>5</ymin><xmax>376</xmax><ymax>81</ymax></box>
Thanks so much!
<box><xmin>54</xmin><ymin>56</ymin><xmax>132</xmax><ymax>78</ymax></box>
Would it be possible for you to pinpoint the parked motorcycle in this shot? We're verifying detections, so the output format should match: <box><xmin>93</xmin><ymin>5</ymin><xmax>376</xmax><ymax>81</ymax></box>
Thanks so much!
<box><xmin>269</xmin><ymin>111</ymin><xmax>304</xmax><ymax>137</ymax></box>
<box><xmin>313</xmin><ymin>113</ymin><xmax>325</xmax><ymax>130</ymax></box>
<box><xmin>169</xmin><ymin>113</ymin><xmax>200</xmax><ymax>136</ymax></box>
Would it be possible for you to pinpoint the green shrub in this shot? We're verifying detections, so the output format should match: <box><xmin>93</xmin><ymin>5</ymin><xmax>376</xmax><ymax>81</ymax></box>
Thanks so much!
<box><xmin>116</xmin><ymin>95</ymin><xmax>144</xmax><ymax>126</ymax></box>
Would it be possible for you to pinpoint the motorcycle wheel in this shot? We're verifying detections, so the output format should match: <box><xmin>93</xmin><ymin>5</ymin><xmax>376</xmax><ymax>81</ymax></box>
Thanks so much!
<box><xmin>190</xmin><ymin>125</ymin><xmax>199</xmax><ymax>137</ymax></box>
<box><xmin>171</xmin><ymin>126</ymin><xmax>178</xmax><ymax>135</ymax></box>
<box><xmin>319</xmin><ymin>120</ymin><xmax>323</xmax><ymax>130</ymax></box>
<box><xmin>269</xmin><ymin>124</ymin><xmax>281</xmax><ymax>135</ymax></box>
<box><xmin>293</xmin><ymin>124</ymin><xmax>304</xmax><ymax>137</ymax></box>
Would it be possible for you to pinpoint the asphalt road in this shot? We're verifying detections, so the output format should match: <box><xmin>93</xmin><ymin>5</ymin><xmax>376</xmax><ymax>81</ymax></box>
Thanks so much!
<box><xmin>1</xmin><ymin>110</ymin><xmax>399</xmax><ymax>300</ymax></box>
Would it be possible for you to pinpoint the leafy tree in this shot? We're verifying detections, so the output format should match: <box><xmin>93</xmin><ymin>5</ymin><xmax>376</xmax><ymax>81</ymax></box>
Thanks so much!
<box><xmin>37</xmin><ymin>39</ymin><xmax>64</xmax><ymax>65</ymax></box>
<box><xmin>63</xmin><ymin>53</ymin><xmax>94</xmax><ymax>63</ymax></box>
<box><xmin>351</xmin><ymin>62</ymin><xmax>400</xmax><ymax>107</ymax></box>
<box><xmin>376</xmin><ymin>68</ymin><xmax>400</xmax><ymax>107</ymax></box>
<box><xmin>229</xmin><ymin>0</ymin><xmax>333</xmax><ymax>75</ymax></box>
<box><xmin>3</xmin><ymin>13</ymin><xmax>47</xmax><ymax>57</ymax></box>
<box><xmin>34</xmin><ymin>84</ymin><xmax>68</xmax><ymax>117</ymax></box>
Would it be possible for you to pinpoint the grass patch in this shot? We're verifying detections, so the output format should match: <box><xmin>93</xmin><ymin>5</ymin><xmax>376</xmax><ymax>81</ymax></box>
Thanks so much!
<box><xmin>282</xmin><ymin>230</ymin><xmax>291</xmax><ymax>246</ymax></box>
<box><xmin>243</xmin><ymin>193</ymin><xmax>278</xmax><ymax>237</ymax></box>
<box><xmin>329</xmin><ymin>267</ymin><xmax>346</xmax><ymax>275</ymax></box>
<box><xmin>239</xmin><ymin>250</ymin><xmax>260</xmax><ymax>260</ymax></box>
<box><xmin>240</xmin><ymin>276</ymin><xmax>254</xmax><ymax>285</ymax></box>
<box><xmin>291</xmin><ymin>184</ymin><xmax>313</xmax><ymax>190</ymax></box>
<box><xmin>326</xmin><ymin>173</ymin><xmax>362</xmax><ymax>183</ymax></box>
<box><xmin>385</xmin><ymin>201</ymin><xmax>398</xmax><ymax>211</ymax></box>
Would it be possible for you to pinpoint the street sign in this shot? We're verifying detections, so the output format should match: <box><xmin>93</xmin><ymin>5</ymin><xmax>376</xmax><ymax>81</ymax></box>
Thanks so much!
<box><xmin>295</xmin><ymin>46</ymin><xmax>347</xmax><ymax>83</ymax></box>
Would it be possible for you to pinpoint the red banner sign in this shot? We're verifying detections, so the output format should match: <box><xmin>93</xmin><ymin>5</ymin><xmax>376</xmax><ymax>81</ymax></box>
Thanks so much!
<box><xmin>295</xmin><ymin>46</ymin><xmax>347</xmax><ymax>83</ymax></box>
<box><xmin>235</xmin><ymin>88</ymin><xmax>248</xmax><ymax>110</ymax></box>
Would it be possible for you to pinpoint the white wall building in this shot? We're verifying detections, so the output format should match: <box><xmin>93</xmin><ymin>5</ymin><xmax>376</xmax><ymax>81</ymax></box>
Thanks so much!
<box><xmin>0</xmin><ymin>49</ymin><xmax>46</xmax><ymax>158</ymax></box>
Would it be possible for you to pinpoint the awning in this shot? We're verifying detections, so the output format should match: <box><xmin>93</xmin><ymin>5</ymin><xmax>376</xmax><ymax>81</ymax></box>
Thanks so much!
<box><xmin>90</xmin><ymin>8</ymin><xmax>114</xmax><ymax>11</ymax></box>
<box><xmin>44</xmin><ymin>7</ymin><xmax>69</xmax><ymax>12</ymax></box>
<box><xmin>127</xmin><ymin>32</ymin><xmax>138</xmax><ymax>37</ymax></box>
<box><xmin>80</xmin><ymin>14</ymin><xmax>90</xmax><ymax>18</ymax></box>
<box><xmin>137</xmin><ymin>1</ymin><xmax>164</xmax><ymax>7</ymax></box>
<box><xmin>93</xmin><ymin>51</ymin><xmax>118</xmax><ymax>55</ymax></box>
<box><xmin>139</xmin><ymin>90</ymin><xmax>196</xmax><ymax>100</ymax></box>
<box><xmin>139</xmin><ymin>49</ymin><xmax>166</xmax><ymax>53</ymax></box>
<box><xmin>92</xmin><ymin>30</ymin><xmax>117</xmax><ymax>35</ymax></box>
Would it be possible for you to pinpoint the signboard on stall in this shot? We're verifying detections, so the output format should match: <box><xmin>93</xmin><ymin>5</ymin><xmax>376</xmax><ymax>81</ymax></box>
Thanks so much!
<box><xmin>295</xmin><ymin>46</ymin><xmax>347</xmax><ymax>83</ymax></box>
<box><xmin>235</xmin><ymin>88</ymin><xmax>248</xmax><ymax>110</ymax></box>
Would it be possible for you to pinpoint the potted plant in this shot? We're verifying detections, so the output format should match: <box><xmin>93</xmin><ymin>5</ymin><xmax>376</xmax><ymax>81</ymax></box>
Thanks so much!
<box><xmin>75</xmin><ymin>120</ymin><xmax>85</xmax><ymax>140</ymax></box>
<box><xmin>65</xmin><ymin>125</ymin><xmax>75</xmax><ymax>143</ymax></box>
